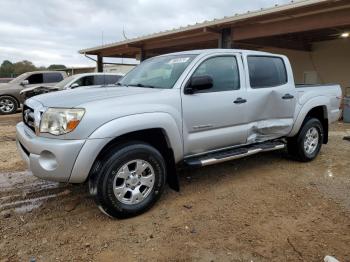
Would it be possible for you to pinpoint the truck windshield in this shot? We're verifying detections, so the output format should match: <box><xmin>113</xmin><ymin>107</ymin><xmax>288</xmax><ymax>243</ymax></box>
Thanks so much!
<box><xmin>119</xmin><ymin>54</ymin><xmax>197</xmax><ymax>89</ymax></box>
<box><xmin>9</xmin><ymin>72</ymin><xmax>29</xmax><ymax>83</ymax></box>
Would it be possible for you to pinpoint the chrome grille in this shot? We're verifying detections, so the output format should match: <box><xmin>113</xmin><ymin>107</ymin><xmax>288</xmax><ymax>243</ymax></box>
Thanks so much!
<box><xmin>22</xmin><ymin>105</ymin><xmax>35</xmax><ymax>133</ymax></box>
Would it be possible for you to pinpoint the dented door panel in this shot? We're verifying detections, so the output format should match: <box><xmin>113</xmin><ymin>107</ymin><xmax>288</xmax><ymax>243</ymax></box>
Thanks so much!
<box><xmin>244</xmin><ymin>87</ymin><xmax>297</xmax><ymax>143</ymax></box>
<box><xmin>243</xmin><ymin>54</ymin><xmax>297</xmax><ymax>143</ymax></box>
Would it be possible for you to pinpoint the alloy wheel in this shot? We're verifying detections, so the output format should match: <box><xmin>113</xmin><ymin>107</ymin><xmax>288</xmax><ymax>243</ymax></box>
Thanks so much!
<box><xmin>112</xmin><ymin>159</ymin><xmax>155</xmax><ymax>205</ymax></box>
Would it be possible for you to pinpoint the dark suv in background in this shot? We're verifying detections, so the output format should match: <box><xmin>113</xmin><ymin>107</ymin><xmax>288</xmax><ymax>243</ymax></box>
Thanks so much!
<box><xmin>0</xmin><ymin>71</ymin><xmax>67</xmax><ymax>114</ymax></box>
<box><xmin>20</xmin><ymin>73</ymin><xmax>124</xmax><ymax>101</ymax></box>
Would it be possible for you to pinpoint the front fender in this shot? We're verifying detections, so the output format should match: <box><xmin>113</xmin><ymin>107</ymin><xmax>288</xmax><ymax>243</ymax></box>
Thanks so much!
<box><xmin>69</xmin><ymin>112</ymin><xmax>183</xmax><ymax>183</ymax></box>
<box><xmin>289</xmin><ymin>96</ymin><xmax>329</xmax><ymax>137</ymax></box>
<box><xmin>90</xmin><ymin>112</ymin><xmax>183</xmax><ymax>159</ymax></box>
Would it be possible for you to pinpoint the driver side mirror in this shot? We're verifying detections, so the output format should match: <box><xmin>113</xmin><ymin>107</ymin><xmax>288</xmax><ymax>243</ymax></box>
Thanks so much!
<box><xmin>70</xmin><ymin>83</ymin><xmax>79</xmax><ymax>89</ymax></box>
<box><xmin>185</xmin><ymin>75</ymin><xmax>213</xmax><ymax>94</ymax></box>
<box><xmin>20</xmin><ymin>80</ymin><xmax>29</xmax><ymax>86</ymax></box>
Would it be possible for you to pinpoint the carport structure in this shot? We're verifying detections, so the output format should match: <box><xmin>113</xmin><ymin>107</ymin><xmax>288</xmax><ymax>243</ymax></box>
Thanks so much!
<box><xmin>79</xmin><ymin>0</ymin><xmax>350</xmax><ymax>94</ymax></box>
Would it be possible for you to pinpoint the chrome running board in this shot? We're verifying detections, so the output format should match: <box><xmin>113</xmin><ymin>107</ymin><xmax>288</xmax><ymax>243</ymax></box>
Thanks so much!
<box><xmin>184</xmin><ymin>142</ymin><xmax>285</xmax><ymax>167</ymax></box>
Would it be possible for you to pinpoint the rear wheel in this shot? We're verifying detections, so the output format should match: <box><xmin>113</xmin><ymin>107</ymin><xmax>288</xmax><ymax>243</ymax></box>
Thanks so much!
<box><xmin>287</xmin><ymin>118</ymin><xmax>323</xmax><ymax>162</ymax></box>
<box><xmin>0</xmin><ymin>96</ymin><xmax>18</xmax><ymax>115</ymax></box>
<box><xmin>89</xmin><ymin>142</ymin><xmax>166</xmax><ymax>218</ymax></box>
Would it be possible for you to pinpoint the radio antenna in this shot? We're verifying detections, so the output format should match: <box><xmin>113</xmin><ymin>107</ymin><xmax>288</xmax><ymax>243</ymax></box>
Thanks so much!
<box><xmin>122</xmin><ymin>26</ymin><xmax>128</xmax><ymax>40</ymax></box>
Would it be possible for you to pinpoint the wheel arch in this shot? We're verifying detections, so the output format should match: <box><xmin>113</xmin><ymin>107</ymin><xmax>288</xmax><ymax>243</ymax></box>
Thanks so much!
<box><xmin>70</xmin><ymin>113</ymin><xmax>183</xmax><ymax>191</ymax></box>
<box><xmin>0</xmin><ymin>94</ymin><xmax>20</xmax><ymax>108</ymax></box>
<box><xmin>303</xmin><ymin>106</ymin><xmax>328</xmax><ymax>144</ymax></box>
<box><xmin>89</xmin><ymin>128</ymin><xmax>179</xmax><ymax>191</ymax></box>
<box><xmin>290</xmin><ymin>99</ymin><xmax>329</xmax><ymax>144</ymax></box>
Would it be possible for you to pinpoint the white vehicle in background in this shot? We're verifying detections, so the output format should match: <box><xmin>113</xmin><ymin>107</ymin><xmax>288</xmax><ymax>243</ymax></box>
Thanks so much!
<box><xmin>20</xmin><ymin>72</ymin><xmax>124</xmax><ymax>100</ymax></box>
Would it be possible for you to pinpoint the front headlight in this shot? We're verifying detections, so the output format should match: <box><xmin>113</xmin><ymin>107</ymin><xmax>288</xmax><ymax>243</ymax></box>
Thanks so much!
<box><xmin>40</xmin><ymin>108</ymin><xmax>85</xmax><ymax>136</ymax></box>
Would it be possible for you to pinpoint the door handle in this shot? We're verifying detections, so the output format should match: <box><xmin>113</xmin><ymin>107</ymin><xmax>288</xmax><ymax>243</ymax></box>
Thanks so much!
<box><xmin>282</xmin><ymin>93</ymin><xmax>294</xmax><ymax>100</ymax></box>
<box><xmin>233</xmin><ymin>97</ymin><xmax>247</xmax><ymax>104</ymax></box>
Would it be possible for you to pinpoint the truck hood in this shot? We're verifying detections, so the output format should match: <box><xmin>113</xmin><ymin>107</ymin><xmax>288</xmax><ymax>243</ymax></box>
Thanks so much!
<box><xmin>30</xmin><ymin>86</ymin><xmax>162</xmax><ymax>107</ymax></box>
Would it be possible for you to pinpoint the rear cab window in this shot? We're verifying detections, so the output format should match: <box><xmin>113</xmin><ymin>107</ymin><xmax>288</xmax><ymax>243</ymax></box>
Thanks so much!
<box><xmin>247</xmin><ymin>56</ymin><xmax>287</xmax><ymax>88</ymax></box>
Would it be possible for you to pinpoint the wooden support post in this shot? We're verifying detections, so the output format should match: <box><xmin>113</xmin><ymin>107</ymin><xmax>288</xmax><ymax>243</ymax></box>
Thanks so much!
<box><xmin>136</xmin><ymin>49</ymin><xmax>146</xmax><ymax>61</ymax></box>
<box><xmin>140</xmin><ymin>49</ymin><xmax>146</xmax><ymax>62</ymax></box>
<box><xmin>218</xmin><ymin>28</ymin><xmax>233</xmax><ymax>49</ymax></box>
<box><xmin>97</xmin><ymin>55</ymin><xmax>103</xmax><ymax>72</ymax></box>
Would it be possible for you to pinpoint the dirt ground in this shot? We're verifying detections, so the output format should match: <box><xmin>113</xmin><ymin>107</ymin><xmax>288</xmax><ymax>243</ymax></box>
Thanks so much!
<box><xmin>0</xmin><ymin>113</ymin><xmax>349</xmax><ymax>262</ymax></box>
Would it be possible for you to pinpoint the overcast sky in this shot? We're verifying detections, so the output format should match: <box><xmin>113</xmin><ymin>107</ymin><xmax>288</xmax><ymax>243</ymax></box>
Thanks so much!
<box><xmin>0</xmin><ymin>0</ymin><xmax>291</xmax><ymax>67</ymax></box>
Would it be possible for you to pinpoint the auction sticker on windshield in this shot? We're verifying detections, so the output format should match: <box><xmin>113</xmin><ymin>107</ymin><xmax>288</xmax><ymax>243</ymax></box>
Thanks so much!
<box><xmin>168</xmin><ymin>57</ymin><xmax>190</xmax><ymax>64</ymax></box>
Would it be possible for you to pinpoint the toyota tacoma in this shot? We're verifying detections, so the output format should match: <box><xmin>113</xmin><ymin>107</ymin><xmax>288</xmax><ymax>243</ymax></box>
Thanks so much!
<box><xmin>16</xmin><ymin>49</ymin><xmax>342</xmax><ymax>218</ymax></box>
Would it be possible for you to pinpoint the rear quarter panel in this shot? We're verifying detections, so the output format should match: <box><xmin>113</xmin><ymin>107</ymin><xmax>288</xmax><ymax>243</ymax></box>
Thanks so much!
<box><xmin>289</xmin><ymin>84</ymin><xmax>342</xmax><ymax>137</ymax></box>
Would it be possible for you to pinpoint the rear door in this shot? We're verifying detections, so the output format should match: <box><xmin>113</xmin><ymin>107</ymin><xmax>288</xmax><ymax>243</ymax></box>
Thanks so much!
<box><xmin>181</xmin><ymin>53</ymin><xmax>249</xmax><ymax>156</ymax></box>
<box><xmin>93</xmin><ymin>75</ymin><xmax>105</xmax><ymax>86</ymax></box>
<box><xmin>244</xmin><ymin>55</ymin><xmax>297</xmax><ymax>143</ymax></box>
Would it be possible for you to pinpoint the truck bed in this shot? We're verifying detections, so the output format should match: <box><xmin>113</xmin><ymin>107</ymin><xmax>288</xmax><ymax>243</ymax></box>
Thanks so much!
<box><xmin>295</xmin><ymin>83</ymin><xmax>342</xmax><ymax>125</ymax></box>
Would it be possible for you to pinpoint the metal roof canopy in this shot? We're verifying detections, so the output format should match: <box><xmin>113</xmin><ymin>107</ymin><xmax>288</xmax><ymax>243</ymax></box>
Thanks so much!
<box><xmin>79</xmin><ymin>0</ymin><xmax>350</xmax><ymax>61</ymax></box>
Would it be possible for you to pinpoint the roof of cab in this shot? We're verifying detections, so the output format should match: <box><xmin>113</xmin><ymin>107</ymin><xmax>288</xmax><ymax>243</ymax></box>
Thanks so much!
<box><xmin>158</xmin><ymin>48</ymin><xmax>274</xmax><ymax>57</ymax></box>
<box><xmin>71</xmin><ymin>72</ymin><xmax>124</xmax><ymax>77</ymax></box>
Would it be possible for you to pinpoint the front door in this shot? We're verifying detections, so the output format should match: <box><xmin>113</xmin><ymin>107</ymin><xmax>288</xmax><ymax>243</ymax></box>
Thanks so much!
<box><xmin>181</xmin><ymin>54</ymin><xmax>249</xmax><ymax>156</ymax></box>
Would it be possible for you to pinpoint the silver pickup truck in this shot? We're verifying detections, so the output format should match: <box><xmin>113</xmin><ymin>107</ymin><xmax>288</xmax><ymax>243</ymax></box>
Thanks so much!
<box><xmin>16</xmin><ymin>49</ymin><xmax>342</xmax><ymax>218</ymax></box>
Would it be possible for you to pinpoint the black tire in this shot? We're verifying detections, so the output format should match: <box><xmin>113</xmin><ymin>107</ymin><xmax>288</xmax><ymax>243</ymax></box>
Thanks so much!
<box><xmin>287</xmin><ymin>118</ymin><xmax>323</xmax><ymax>162</ymax></box>
<box><xmin>0</xmin><ymin>96</ymin><xmax>18</xmax><ymax>115</ymax></box>
<box><xmin>89</xmin><ymin>142</ymin><xmax>167</xmax><ymax>218</ymax></box>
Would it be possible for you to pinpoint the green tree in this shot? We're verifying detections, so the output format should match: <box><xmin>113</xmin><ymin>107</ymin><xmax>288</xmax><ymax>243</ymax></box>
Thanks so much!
<box><xmin>37</xmin><ymin>66</ymin><xmax>47</xmax><ymax>71</ymax></box>
<box><xmin>0</xmin><ymin>60</ymin><xmax>14</xmax><ymax>77</ymax></box>
<box><xmin>47</xmin><ymin>64</ymin><xmax>66</xmax><ymax>70</ymax></box>
<box><xmin>13</xmin><ymin>60</ymin><xmax>37</xmax><ymax>75</ymax></box>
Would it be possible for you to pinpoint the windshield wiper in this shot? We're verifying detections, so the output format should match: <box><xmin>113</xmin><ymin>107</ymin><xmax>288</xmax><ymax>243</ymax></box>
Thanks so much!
<box><xmin>129</xmin><ymin>83</ymin><xmax>155</xmax><ymax>88</ymax></box>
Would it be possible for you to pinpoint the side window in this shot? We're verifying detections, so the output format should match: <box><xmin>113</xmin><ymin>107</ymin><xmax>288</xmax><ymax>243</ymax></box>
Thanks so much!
<box><xmin>93</xmin><ymin>75</ymin><xmax>105</xmax><ymax>85</ymax></box>
<box><xmin>72</xmin><ymin>78</ymin><xmax>82</xmax><ymax>87</ymax></box>
<box><xmin>192</xmin><ymin>56</ymin><xmax>240</xmax><ymax>92</ymax></box>
<box><xmin>105</xmin><ymin>75</ymin><xmax>122</xmax><ymax>84</ymax></box>
<box><xmin>75</xmin><ymin>76</ymin><xmax>94</xmax><ymax>87</ymax></box>
<box><xmin>26</xmin><ymin>74</ymin><xmax>43</xmax><ymax>84</ymax></box>
<box><xmin>247</xmin><ymin>56</ymin><xmax>287</xmax><ymax>88</ymax></box>
<box><xmin>43</xmin><ymin>73</ymin><xmax>63</xmax><ymax>83</ymax></box>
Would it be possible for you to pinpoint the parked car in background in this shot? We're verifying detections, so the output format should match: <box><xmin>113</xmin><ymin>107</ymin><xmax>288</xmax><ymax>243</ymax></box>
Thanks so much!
<box><xmin>16</xmin><ymin>49</ymin><xmax>341</xmax><ymax>218</ymax></box>
<box><xmin>0</xmin><ymin>71</ymin><xmax>66</xmax><ymax>114</ymax></box>
<box><xmin>20</xmin><ymin>73</ymin><xmax>124</xmax><ymax>100</ymax></box>
<box><xmin>0</xmin><ymin>78</ymin><xmax>13</xmax><ymax>83</ymax></box>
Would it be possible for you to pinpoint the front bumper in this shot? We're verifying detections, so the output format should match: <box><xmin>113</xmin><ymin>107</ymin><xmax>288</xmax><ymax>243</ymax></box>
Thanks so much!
<box><xmin>16</xmin><ymin>122</ymin><xmax>85</xmax><ymax>182</ymax></box>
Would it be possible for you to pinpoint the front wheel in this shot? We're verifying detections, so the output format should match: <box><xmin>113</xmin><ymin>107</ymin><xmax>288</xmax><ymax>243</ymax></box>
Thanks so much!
<box><xmin>0</xmin><ymin>96</ymin><xmax>18</xmax><ymax>115</ymax></box>
<box><xmin>287</xmin><ymin>118</ymin><xmax>323</xmax><ymax>162</ymax></box>
<box><xmin>89</xmin><ymin>142</ymin><xmax>167</xmax><ymax>218</ymax></box>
